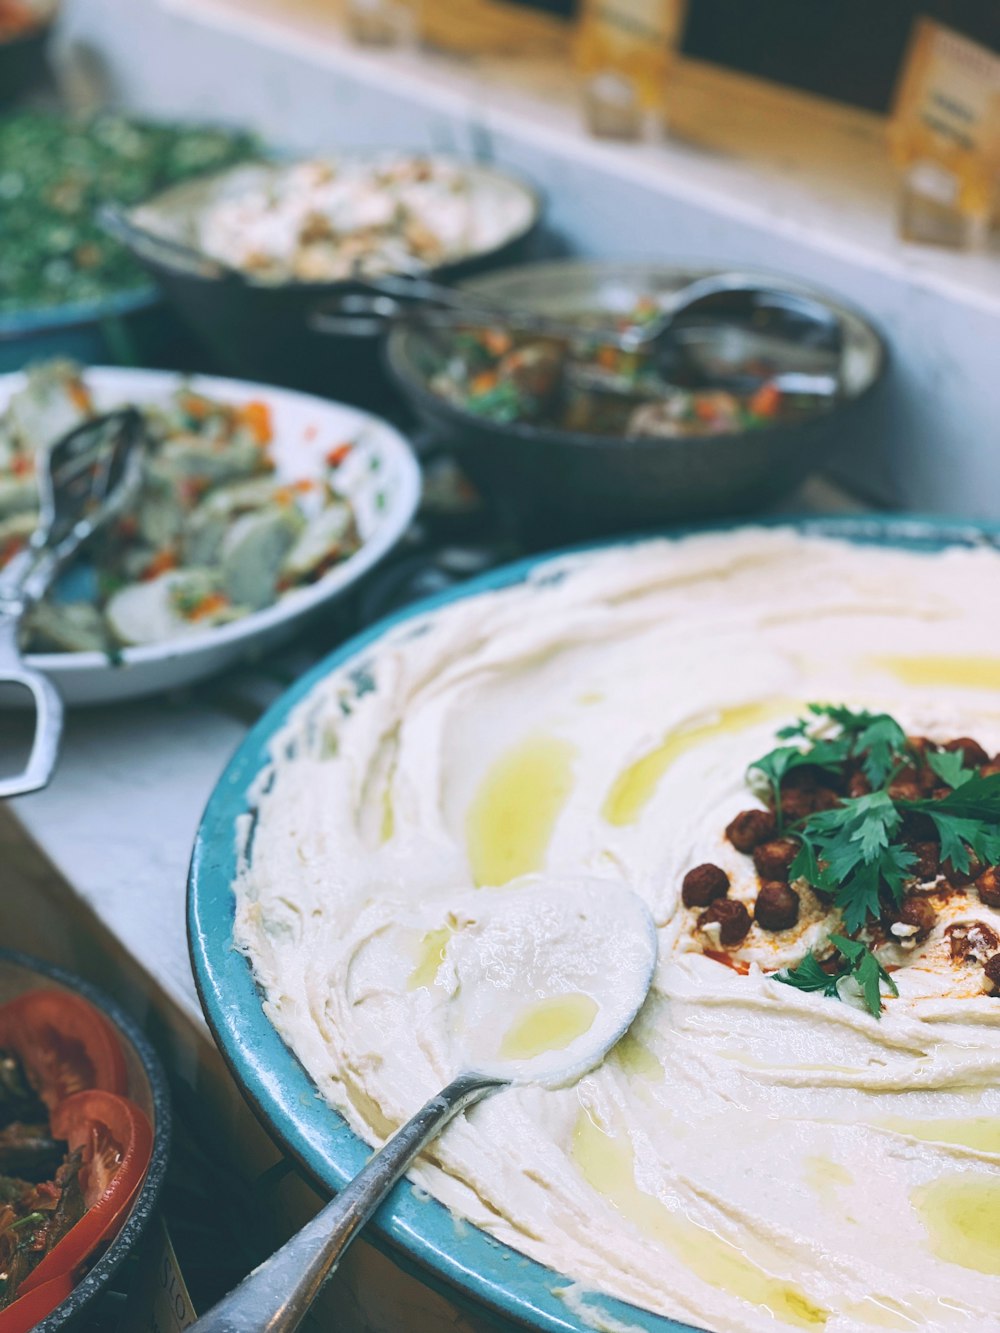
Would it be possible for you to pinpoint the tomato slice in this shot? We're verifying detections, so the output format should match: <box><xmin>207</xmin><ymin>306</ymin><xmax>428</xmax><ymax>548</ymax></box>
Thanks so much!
<box><xmin>0</xmin><ymin>991</ymin><xmax>127</xmax><ymax>1107</ymax></box>
<box><xmin>17</xmin><ymin>1091</ymin><xmax>152</xmax><ymax>1297</ymax></box>
<box><xmin>0</xmin><ymin>1274</ymin><xmax>74</xmax><ymax>1333</ymax></box>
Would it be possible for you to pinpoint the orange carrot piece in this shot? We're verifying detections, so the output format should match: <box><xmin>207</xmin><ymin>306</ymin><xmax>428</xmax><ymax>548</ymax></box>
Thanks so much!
<box><xmin>749</xmin><ymin>383</ymin><xmax>782</xmax><ymax>418</ymax></box>
<box><xmin>240</xmin><ymin>400</ymin><xmax>273</xmax><ymax>445</ymax></box>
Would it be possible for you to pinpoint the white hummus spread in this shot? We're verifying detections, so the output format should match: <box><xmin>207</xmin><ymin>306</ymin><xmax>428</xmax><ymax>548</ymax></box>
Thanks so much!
<box><xmin>235</xmin><ymin>528</ymin><xmax>1000</xmax><ymax>1332</ymax></box>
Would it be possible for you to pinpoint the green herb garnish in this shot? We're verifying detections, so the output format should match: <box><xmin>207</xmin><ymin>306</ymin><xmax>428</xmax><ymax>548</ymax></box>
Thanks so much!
<box><xmin>777</xmin><ymin>935</ymin><xmax>899</xmax><ymax>1017</ymax></box>
<box><xmin>748</xmin><ymin>704</ymin><xmax>1000</xmax><ymax>1009</ymax></box>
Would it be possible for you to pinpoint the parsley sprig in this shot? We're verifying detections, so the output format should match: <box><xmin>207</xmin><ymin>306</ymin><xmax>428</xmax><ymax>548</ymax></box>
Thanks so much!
<box><xmin>747</xmin><ymin>704</ymin><xmax>1000</xmax><ymax>1015</ymax></box>
<box><xmin>749</xmin><ymin>703</ymin><xmax>908</xmax><ymax>817</ymax></box>
<box><xmin>777</xmin><ymin>935</ymin><xmax>899</xmax><ymax>1017</ymax></box>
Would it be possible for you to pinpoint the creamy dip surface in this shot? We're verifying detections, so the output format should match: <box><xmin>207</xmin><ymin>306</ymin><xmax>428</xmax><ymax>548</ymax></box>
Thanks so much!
<box><xmin>234</xmin><ymin>528</ymin><xmax>1000</xmax><ymax>1333</ymax></box>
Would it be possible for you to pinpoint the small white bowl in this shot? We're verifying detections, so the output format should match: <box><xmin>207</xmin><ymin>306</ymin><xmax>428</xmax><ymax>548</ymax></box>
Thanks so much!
<box><xmin>1</xmin><ymin>367</ymin><xmax>421</xmax><ymax>705</ymax></box>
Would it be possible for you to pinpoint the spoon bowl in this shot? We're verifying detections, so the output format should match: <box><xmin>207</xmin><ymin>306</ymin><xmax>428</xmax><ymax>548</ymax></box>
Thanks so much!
<box><xmin>187</xmin><ymin>878</ymin><xmax>657</xmax><ymax>1333</ymax></box>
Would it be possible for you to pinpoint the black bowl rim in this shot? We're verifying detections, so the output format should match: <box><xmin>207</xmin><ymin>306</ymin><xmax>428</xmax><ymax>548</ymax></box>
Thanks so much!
<box><xmin>0</xmin><ymin>9</ymin><xmax>54</xmax><ymax>49</ymax></box>
<box><xmin>0</xmin><ymin>947</ymin><xmax>172</xmax><ymax>1332</ymax></box>
<box><xmin>0</xmin><ymin>285</ymin><xmax>161</xmax><ymax>343</ymax></box>
<box><xmin>384</xmin><ymin>257</ymin><xmax>888</xmax><ymax>453</ymax></box>
<box><xmin>116</xmin><ymin>149</ymin><xmax>545</xmax><ymax>293</ymax></box>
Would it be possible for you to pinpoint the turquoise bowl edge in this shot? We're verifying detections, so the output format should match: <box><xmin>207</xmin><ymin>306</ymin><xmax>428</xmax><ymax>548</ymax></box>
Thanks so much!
<box><xmin>187</xmin><ymin>512</ymin><xmax>998</xmax><ymax>1333</ymax></box>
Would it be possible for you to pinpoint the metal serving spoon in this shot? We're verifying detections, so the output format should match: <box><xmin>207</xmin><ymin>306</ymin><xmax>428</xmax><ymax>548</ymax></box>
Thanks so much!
<box><xmin>0</xmin><ymin>409</ymin><xmax>145</xmax><ymax>798</ymax></box>
<box><xmin>314</xmin><ymin>266</ymin><xmax>848</xmax><ymax>362</ymax></box>
<box><xmin>188</xmin><ymin>881</ymin><xmax>658</xmax><ymax>1333</ymax></box>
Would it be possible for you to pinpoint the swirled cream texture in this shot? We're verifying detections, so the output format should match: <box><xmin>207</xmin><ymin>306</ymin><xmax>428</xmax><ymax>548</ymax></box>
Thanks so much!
<box><xmin>235</xmin><ymin>529</ymin><xmax>1000</xmax><ymax>1333</ymax></box>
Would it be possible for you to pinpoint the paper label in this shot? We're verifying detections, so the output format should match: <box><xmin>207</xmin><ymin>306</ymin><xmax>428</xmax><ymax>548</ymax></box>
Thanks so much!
<box><xmin>120</xmin><ymin>1215</ymin><xmax>198</xmax><ymax>1333</ymax></box>
<box><xmin>893</xmin><ymin>19</ymin><xmax>1000</xmax><ymax>161</ymax></box>
<box><xmin>587</xmin><ymin>0</ymin><xmax>680</xmax><ymax>46</ymax></box>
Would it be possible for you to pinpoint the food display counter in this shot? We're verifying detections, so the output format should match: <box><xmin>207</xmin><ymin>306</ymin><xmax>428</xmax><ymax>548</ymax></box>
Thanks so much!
<box><xmin>3</xmin><ymin>3</ymin><xmax>1000</xmax><ymax>1332</ymax></box>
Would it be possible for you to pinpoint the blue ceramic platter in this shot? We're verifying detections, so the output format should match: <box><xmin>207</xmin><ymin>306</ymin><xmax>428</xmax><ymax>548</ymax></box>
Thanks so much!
<box><xmin>188</xmin><ymin>513</ymin><xmax>997</xmax><ymax>1333</ymax></box>
<box><xmin>0</xmin><ymin>286</ymin><xmax>161</xmax><ymax>374</ymax></box>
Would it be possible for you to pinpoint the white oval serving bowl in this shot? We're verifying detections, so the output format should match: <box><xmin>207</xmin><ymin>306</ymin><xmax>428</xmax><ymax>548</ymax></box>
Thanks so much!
<box><xmin>0</xmin><ymin>367</ymin><xmax>421</xmax><ymax>705</ymax></box>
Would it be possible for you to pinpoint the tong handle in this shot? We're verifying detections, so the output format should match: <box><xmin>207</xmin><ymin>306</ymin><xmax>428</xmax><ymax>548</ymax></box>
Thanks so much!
<box><xmin>0</xmin><ymin>620</ymin><xmax>63</xmax><ymax>799</ymax></box>
<box><xmin>309</xmin><ymin>275</ymin><xmax>628</xmax><ymax>343</ymax></box>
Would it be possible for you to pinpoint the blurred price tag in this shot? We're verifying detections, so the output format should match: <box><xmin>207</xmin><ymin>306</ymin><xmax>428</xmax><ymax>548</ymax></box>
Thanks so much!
<box><xmin>120</xmin><ymin>1214</ymin><xmax>197</xmax><ymax>1333</ymax></box>
<box><xmin>890</xmin><ymin>18</ymin><xmax>1000</xmax><ymax>246</ymax></box>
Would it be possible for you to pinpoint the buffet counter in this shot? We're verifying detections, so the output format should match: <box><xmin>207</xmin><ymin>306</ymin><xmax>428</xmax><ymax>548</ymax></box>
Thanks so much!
<box><xmin>0</xmin><ymin>474</ymin><xmax>865</xmax><ymax>1333</ymax></box>
<box><xmin>52</xmin><ymin>0</ymin><xmax>1000</xmax><ymax>515</ymax></box>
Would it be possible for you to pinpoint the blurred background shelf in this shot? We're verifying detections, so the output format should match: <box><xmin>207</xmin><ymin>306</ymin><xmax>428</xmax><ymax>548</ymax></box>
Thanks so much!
<box><xmin>48</xmin><ymin>0</ymin><xmax>1000</xmax><ymax>517</ymax></box>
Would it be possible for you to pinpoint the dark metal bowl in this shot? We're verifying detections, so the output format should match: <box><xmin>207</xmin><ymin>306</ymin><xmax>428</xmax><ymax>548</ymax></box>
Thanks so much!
<box><xmin>0</xmin><ymin>948</ymin><xmax>171</xmax><ymax>1332</ymax></box>
<box><xmin>385</xmin><ymin>260</ymin><xmax>887</xmax><ymax>536</ymax></box>
<box><xmin>114</xmin><ymin>154</ymin><xmax>544</xmax><ymax>407</ymax></box>
<box><xmin>0</xmin><ymin>14</ymin><xmax>53</xmax><ymax>106</ymax></box>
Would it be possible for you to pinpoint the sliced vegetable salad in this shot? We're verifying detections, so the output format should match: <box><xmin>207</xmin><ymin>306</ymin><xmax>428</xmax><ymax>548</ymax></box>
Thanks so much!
<box><xmin>429</xmin><ymin>302</ymin><xmax>833</xmax><ymax>439</ymax></box>
<box><xmin>0</xmin><ymin>113</ymin><xmax>258</xmax><ymax>316</ymax></box>
<box><xmin>0</xmin><ymin>363</ymin><xmax>361</xmax><ymax>654</ymax></box>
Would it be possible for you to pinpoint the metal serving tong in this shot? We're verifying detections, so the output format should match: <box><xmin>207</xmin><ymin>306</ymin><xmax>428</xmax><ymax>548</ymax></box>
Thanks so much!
<box><xmin>0</xmin><ymin>409</ymin><xmax>145</xmax><ymax>799</ymax></box>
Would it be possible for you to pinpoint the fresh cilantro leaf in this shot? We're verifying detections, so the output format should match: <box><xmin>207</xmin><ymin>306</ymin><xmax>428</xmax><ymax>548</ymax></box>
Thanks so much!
<box><xmin>855</xmin><ymin>950</ymin><xmax>899</xmax><ymax>1016</ymax></box>
<box><xmin>926</xmin><ymin>813</ymin><xmax>980</xmax><ymax>874</ymax></box>
<box><xmin>828</xmin><ymin>934</ymin><xmax>863</xmax><ymax>963</ymax></box>
<box><xmin>747</xmin><ymin>746</ymin><xmax>820</xmax><ymax>817</ymax></box>
<box><xmin>775</xmin><ymin>951</ymin><xmax>845</xmax><ymax>998</ymax></box>
<box><xmin>788</xmin><ymin>834</ymin><xmax>828</xmax><ymax>890</ymax></box>
<box><xmin>777</xmin><ymin>718</ymin><xmax>810</xmax><ymax>740</ymax></box>
<box><xmin>854</xmin><ymin>791</ymin><xmax>900</xmax><ymax>861</ymax></box>
<box><xmin>834</xmin><ymin>862</ymin><xmax>884</xmax><ymax>934</ymax></box>
<box><xmin>926</xmin><ymin>749</ymin><xmax>973</xmax><ymax>790</ymax></box>
<box><xmin>854</xmin><ymin>714</ymin><xmax>908</xmax><ymax>787</ymax></box>
<box><xmin>748</xmin><ymin>706</ymin><xmax>1000</xmax><ymax>937</ymax></box>
<box><xmin>777</xmin><ymin>937</ymin><xmax>897</xmax><ymax>1018</ymax></box>
<box><xmin>804</xmin><ymin>705</ymin><xmax>907</xmax><ymax>787</ymax></box>
<box><xmin>830</xmin><ymin>934</ymin><xmax>898</xmax><ymax>1017</ymax></box>
<box><xmin>905</xmin><ymin>772</ymin><xmax>1000</xmax><ymax>822</ymax></box>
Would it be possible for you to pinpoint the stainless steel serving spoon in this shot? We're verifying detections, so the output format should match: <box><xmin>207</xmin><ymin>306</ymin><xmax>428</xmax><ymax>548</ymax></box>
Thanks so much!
<box><xmin>0</xmin><ymin>409</ymin><xmax>145</xmax><ymax>798</ymax></box>
<box><xmin>188</xmin><ymin>883</ymin><xmax>658</xmax><ymax>1333</ymax></box>
<box><xmin>311</xmin><ymin>271</ymin><xmax>843</xmax><ymax>399</ymax></box>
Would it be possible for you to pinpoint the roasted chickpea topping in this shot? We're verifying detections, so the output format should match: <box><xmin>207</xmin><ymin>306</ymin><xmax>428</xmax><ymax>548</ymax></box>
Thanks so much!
<box><xmin>754</xmin><ymin>882</ymin><xmax>800</xmax><ymax>932</ymax></box>
<box><xmin>981</xmin><ymin>758</ymin><xmax>1000</xmax><ymax>778</ymax></box>
<box><xmin>752</xmin><ymin>837</ymin><xmax>799</xmax><ymax>883</ymax></box>
<box><xmin>780</xmin><ymin>787</ymin><xmax>840</xmax><ymax>820</ymax></box>
<box><xmin>847</xmin><ymin>770</ymin><xmax>872</xmax><ymax>798</ymax></box>
<box><xmin>983</xmin><ymin>954</ymin><xmax>1000</xmax><ymax>996</ymax></box>
<box><xmin>942</xmin><ymin>737</ymin><xmax>990</xmax><ymax>768</ymax></box>
<box><xmin>946</xmin><ymin>920</ymin><xmax>1000</xmax><ymax>964</ymax></box>
<box><xmin>725</xmin><ymin>809</ymin><xmax>776</xmax><ymax>854</ymax></box>
<box><xmin>907</xmin><ymin>841</ymin><xmax>941</xmax><ymax>883</ymax></box>
<box><xmin>886</xmin><ymin>896</ymin><xmax>937</xmax><ymax>945</ymax></box>
<box><xmin>681</xmin><ymin>863</ymin><xmax>729</xmax><ymax>909</ymax></box>
<box><xmin>905</xmin><ymin>735</ymin><xmax>934</xmax><ymax>758</ymax></box>
<box><xmin>777</xmin><ymin>787</ymin><xmax>814</xmax><ymax>821</ymax></box>
<box><xmin>811</xmin><ymin>787</ymin><xmax>842</xmax><ymax>812</ymax></box>
<box><xmin>944</xmin><ymin>852</ymin><xmax>984</xmax><ymax>889</ymax></box>
<box><xmin>975</xmin><ymin>866</ymin><xmax>1000</xmax><ymax>908</ymax></box>
<box><xmin>697</xmin><ymin>898</ymin><xmax>751</xmax><ymax>948</ymax></box>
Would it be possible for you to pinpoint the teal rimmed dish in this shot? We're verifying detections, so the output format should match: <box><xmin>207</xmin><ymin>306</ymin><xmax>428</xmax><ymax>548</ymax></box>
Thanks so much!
<box><xmin>187</xmin><ymin>512</ymin><xmax>998</xmax><ymax>1333</ymax></box>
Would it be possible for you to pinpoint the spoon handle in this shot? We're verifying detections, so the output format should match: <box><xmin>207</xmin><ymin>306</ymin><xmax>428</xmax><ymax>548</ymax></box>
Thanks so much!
<box><xmin>186</xmin><ymin>1071</ymin><xmax>504</xmax><ymax>1333</ymax></box>
<box><xmin>310</xmin><ymin>276</ymin><xmax>629</xmax><ymax>344</ymax></box>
